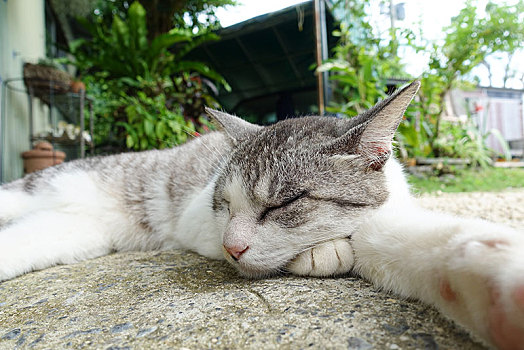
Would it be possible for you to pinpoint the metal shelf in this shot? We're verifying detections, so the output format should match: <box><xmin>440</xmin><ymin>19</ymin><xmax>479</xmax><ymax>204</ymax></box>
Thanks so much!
<box><xmin>30</xmin><ymin>134</ymin><xmax>94</xmax><ymax>147</ymax></box>
<box><xmin>0</xmin><ymin>77</ymin><xmax>95</xmax><ymax>182</ymax></box>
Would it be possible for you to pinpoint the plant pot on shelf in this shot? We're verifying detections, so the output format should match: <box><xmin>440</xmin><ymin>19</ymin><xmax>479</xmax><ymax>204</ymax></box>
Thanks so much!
<box><xmin>23</xmin><ymin>63</ymin><xmax>73</xmax><ymax>105</ymax></box>
<box><xmin>70</xmin><ymin>80</ymin><xmax>86</xmax><ymax>93</ymax></box>
<box><xmin>21</xmin><ymin>141</ymin><xmax>66</xmax><ymax>174</ymax></box>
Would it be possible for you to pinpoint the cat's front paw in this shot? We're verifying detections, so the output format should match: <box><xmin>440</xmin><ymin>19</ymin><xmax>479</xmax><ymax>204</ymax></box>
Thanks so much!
<box><xmin>287</xmin><ymin>238</ymin><xmax>354</xmax><ymax>277</ymax></box>
<box><xmin>439</xmin><ymin>234</ymin><xmax>524</xmax><ymax>350</ymax></box>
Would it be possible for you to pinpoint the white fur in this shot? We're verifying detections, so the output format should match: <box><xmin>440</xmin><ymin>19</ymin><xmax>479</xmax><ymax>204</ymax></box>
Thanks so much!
<box><xmin>288</xmin><ymin>238</ymin><xmax>354</xmax><ymax>276</ymax></box>
<box><xmin>0</xmin><ymin>166</ymin><xmax>226</xmax><ymax>281</ymax></box>
<box><xmin>290</xmin><ymin>158</ymin><xmax>524</xmax><ymax>347</ymax></box>
<box><xmin>0</xmin><ymin>189</ymin><xmax>32</xmax><ymax>223</ymax></box>
<box><xmin>224</xmin><ymin>175</ymin><xmax>253</xmax><ymax>214</ymax></box>
<box><xmin>172</xmin><ymin>180</ymin><xmax>223</xmax><ymax>259</ymax></box>
<box><xmin>0</xmin><ymin>211</ymin><xmax>111</xmax><ymax>280</ymax></box>
<box><xmin>0</xmin><ymin>171</ymin><xmax>118</xmax><ymax>280</ymax></box>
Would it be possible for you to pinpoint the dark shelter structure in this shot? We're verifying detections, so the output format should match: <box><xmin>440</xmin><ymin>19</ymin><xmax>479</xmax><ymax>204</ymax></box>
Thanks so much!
<box><xmin>189</xmin><ymin>0</ymin><xmax>338</xmax><ymax>124</ymax></box>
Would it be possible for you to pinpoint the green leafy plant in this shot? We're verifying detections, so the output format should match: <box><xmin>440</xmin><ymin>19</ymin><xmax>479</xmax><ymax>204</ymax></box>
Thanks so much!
<box><xmin>65</xmin><ymin>1</ymin><xmax>230</xmax><ymax>152</ymax></box>
<box><xmin>120</xmin><ymin>92</ymin><xmax>191</xmax><ymax>150</ymax></box>
<box><xmin>434</xmin><ymin>121</ymin><xmax>494</xmax><ymax>167</ymax></box>
<box><xmin>70</xmin><ymin>2</ymin><xmax>229</xmax><ymax>88</ymax></box>
<box><xmin>396</xmin><ymin>114</ymin><xmax>432</xmax><ymax>159</ymax></box>
<box><xmin>399</xmin><ymin>95</ymin><xmax>511</xmax><ymax>167</ymax></box>
<box><xmin>384</xmin><ymin>0</ymin><xmax>520</xmax><ymax>165</ymax></box>
<box><xmin>318</xmin><ymin>0</ymin><xmax>405</xmax><ymax>117</ymax></box>
<box><xmin>91</xmin><ymin>0</ymin><xmax>236</xmax><ymax>38</ymax></box>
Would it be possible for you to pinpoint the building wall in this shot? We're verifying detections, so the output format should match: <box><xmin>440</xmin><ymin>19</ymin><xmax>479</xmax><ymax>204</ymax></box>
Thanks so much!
<box><xmin>484</xmin><ymin>98</ymin><xmax>523</xmax><ymax>154</ymax></box>
<box><xmin>452</xmin><ymin>87</ymin><xmax>524</xmax><ymax>156</ymax></box>
<box><xmin>0</xmin><ymin>0</ymin><xmax>46</xmax><ymax>183</ymax></box>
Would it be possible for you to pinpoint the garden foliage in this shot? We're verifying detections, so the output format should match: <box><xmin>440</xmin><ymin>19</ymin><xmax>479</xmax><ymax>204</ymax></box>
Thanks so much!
<box><xmin>66</xmin><ymin>1</ymin><xmax>229</xmax><ymax>152</ymax></box>
<box><xmin>318</xmin><ymin>0</ymin><xmax>404</xmax><ymax>116</ymax></box>
<box><xmin>323</xmin><ymin>0</ymin><xmax>523</xmax><ymax>166</ymax></box>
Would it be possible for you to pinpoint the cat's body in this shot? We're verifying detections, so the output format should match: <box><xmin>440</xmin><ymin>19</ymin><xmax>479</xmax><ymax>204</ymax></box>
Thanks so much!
<box><xmin>0</xmin><ymin>132</ymin><xmax>229</xmax><ymax>274</ymax></box>
<box><xmin>1</xmin><ymin>82</ymin><xmax>523</xmax><ymax>349</ymax></box>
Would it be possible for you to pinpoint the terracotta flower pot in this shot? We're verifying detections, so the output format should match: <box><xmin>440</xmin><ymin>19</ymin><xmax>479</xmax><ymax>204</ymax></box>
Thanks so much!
<box><xmin>21</xmin><ymin>141</ymin><xmax>66</xmax><ymax>174</ymax></box>
<box><xmin>70</xmin><ymin>80</ymin><xmax>86</xmax><ymax>93</ymax></box>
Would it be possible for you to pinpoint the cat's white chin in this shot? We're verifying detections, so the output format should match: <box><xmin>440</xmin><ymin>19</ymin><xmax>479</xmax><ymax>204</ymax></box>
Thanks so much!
<box><xmin>222</xmin><ymin>248</ymin><xmax>283</xmax><ymax>279</ymax></box>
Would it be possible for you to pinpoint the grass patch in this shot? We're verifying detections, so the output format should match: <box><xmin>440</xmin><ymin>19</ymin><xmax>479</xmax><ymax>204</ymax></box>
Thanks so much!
<box><xmin>408</xmin><ymin>167</ymin><xmax>524</xmax><ymax>194</ymax></box>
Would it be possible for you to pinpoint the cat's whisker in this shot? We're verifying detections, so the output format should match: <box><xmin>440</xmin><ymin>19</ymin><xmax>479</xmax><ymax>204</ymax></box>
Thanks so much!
<box><xmin>183</xmin><ymin>124</ymin><xmax>231</xmax><ymax>165</ymax></box>
<box><xmin>197</xmin><ymin>136</ymin><xmax>229</xmax><ymax>166</ymax></box>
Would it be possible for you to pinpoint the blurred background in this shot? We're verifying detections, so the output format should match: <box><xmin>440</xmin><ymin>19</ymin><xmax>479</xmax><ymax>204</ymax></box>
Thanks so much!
<box><xmin>0</xmin><ymin>0</ymin><xmax>523</xmax><ymax>192</ymax></box>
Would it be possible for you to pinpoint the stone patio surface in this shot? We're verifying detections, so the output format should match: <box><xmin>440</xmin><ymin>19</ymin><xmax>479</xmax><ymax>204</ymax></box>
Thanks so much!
<box><xmin>1</xmin><ymin>189</ymin><xmax>523</xmax><ymax>349</ymax></box>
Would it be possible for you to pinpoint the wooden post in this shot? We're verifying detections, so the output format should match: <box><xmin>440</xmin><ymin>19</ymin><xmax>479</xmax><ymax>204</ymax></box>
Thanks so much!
<box><xmin>314</xmin><ymin>0</ymin><xmax>329</xmax><ymax>115</ymax></box>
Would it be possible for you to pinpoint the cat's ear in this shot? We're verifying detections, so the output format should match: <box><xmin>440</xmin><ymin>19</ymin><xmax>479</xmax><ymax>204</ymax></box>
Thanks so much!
<box><xmin>205</xmin><ymin>107</ymin><xmax>262</xmax><ymax>144</ymax></box>
<box><xmin>329</xmin><ymin>80</ymin><xmax>420</xmax><ymax>170</ymax></box>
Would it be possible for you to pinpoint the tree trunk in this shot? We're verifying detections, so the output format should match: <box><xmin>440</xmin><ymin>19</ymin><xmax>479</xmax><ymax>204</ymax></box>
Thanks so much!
<box><xmin>429</xmin><ymin>89</ymin><xmax>449</xmax><ymax>158</ymax></box>
<box><xmin>141</xmin><ymin>0</ymin><xmax>183</xmax><ymax>41</ymax></box>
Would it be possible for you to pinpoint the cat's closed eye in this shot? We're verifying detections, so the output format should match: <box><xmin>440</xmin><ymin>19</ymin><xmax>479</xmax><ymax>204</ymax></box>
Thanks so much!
<box><xmin>258</xmin><ymin>191</ymin><xmax>310</xmax><ymax>226</ymax></box>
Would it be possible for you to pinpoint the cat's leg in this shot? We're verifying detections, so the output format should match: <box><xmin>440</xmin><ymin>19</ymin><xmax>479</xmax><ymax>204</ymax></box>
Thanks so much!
<box><xmin>0</xmin><ymin>210</ymin><xmax>112</xmax><ymax>281</ymax></box>
<box><xmin>352</xmin><ymin>204</ymin><xmax>524</xmax><ymax>349</ymax></box>
<box><xmin>287</xmin><ymin>237</ymin><xmax>355</xmax><ymax>276</ymax></box>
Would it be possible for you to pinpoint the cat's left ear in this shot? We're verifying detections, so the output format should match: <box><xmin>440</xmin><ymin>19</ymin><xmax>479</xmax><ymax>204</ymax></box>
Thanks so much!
<box><xmin>205</xmin><ymin>107</ymin><xmax>263</xmax><ymax>144</ymax></box>
<box><xmin>329</xmin><ymin>80</ymin><xmax>420</xmax><ymax>170</ymax></box>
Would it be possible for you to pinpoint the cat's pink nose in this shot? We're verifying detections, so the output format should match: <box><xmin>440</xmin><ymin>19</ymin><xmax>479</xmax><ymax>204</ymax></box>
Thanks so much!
<box><xmin>224</xmin><ymin>244</ymin><xmax>249</xmax><ymax>261</ymax></box>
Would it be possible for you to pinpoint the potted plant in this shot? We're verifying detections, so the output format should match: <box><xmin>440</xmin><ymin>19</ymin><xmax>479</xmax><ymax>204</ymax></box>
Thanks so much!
<box><xmin>21</xmin><ymin>141</ymin><xmax>66</xmax><ymax>174</ymax></box>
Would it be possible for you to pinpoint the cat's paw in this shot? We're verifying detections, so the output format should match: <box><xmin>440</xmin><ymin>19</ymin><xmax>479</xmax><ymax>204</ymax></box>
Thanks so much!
<box><xmin>287</xmin><ymin>238</ymin><xmax>354</xmax><ymax>277</ymax></box>
<box><xmin>439</xmin><ymin>234</ymin><xmax>524</xmax><ymax>350</ymax></box>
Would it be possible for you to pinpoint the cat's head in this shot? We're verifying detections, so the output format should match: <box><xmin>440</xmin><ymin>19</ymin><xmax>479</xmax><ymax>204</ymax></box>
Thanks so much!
<box><xmin>207</xmin><ymin>81</ymin><xmax>420</xmax><ymax>278</ymax></box>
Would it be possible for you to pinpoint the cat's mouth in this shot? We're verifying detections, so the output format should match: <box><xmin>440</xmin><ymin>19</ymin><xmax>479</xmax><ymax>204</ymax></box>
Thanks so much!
<box><xmin>222</xmin><ymin>246</ymin><xmax>285</xmax><ymax>279</ymax></box>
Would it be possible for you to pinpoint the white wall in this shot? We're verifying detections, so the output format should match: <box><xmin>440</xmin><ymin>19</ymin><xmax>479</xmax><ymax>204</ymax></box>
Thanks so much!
<box><xmin>0</xmin><ymin>0</ymin><xmax>46</xmax><ymax>183</ymax></box>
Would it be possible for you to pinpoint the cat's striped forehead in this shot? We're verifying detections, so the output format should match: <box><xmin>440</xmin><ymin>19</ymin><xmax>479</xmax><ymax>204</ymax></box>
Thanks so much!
<box><xmin>215</xmin><ymin>117</ymin><xmax>387</xmax><ymax>210</ymax></box>
<box><xmin>257</xmin><ymin>116</ymin><xmax>355</xmax><ymax>148</ymax></box>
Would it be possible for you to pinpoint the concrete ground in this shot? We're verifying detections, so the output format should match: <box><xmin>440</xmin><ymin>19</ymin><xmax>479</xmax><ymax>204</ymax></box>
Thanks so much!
<box><xmin>1</xmin><ymin>189</ymin><xmax>523</xmax><ymax>349</ymax></box>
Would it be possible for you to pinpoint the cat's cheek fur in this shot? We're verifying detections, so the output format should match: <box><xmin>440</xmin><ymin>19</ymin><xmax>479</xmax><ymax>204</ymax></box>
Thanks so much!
<box><xmin>173</xmin><ymin>180</ymin><xmax>224</xmax><ymax>259</ymax></box>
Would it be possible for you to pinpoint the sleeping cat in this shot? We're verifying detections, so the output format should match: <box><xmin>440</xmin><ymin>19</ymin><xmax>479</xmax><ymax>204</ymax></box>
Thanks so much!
<box><xmin>1</xmin><ymin>81</ymin><xmax>523</xmax><ymax>349</ymax></box>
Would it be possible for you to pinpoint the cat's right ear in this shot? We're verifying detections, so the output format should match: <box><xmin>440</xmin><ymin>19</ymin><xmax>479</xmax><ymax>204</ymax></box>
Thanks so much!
<box><xmin>325</xmin><ymin>80</ymin><xmax>420</xmax><ymax>170</ymax></box>
<box><xmin>205</xmin><ymin>107</ymin><xmax>263</xmax><ymax>144</ymax></box>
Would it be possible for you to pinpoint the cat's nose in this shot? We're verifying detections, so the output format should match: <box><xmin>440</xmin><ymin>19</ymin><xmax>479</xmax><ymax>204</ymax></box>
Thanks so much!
<box><xmin>224</xmin><ymin>244</ymin><xmax>249</xmax><ymax>261</ymax></box>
